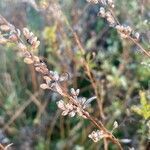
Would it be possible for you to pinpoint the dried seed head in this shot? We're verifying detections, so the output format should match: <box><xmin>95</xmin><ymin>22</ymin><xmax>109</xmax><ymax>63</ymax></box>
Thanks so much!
<box><xmin>70</xmin><ymin>88</ymin><xmax>76</xmax><ymax>96</ymax></box>
<box><xmin>76</xmin><ymin>89</ymin><xmax>80</xmax><ymax>96</ymax></box>
<box><xmin>23</xmin><ymin>27</ymin><xmax>40</xmax><ymax>48</ymax></box>
<box><xmin>88</xmin><ymin>130</ymin><xmax>107</xmax><ymax>142</ymax></box>
<box><xmin>70</xmin><ymin>88</ymin><xmax>80</xmax><ymax>97</ymax></box>
<box><xmin>59</xmin><ymin>73</ymin><xmax>69</xmax><ymax>82</ymax></box>
<box><xmin>28</xmin><ymin>36</ymin><xmax>36</xmax><ymax>45</ymax></box>
<box><xmin>55</xmin><ymin>83</ymin><xmax>64</xmax><ymax>95</ymax></box>
<box><xmin>24</xmin><ymin>57</ymin><xmax>34</xmax><ymax>64</ymax></box>
<box><xmin>0</xmin><ymin>25</ymin><xmax>10</xmax><ymax>31</ymax></box>
<box><xmin>68</xmin><ymin>111</ymin><xmax>76</xmax><ymax>117</ymax></box>
<box><xmin>115</xmin><ymin>25</ymin><xmax>122</xmax><ymax>31</ymax></box>
<box><xmin>57</xmin><ymin>100</ymin><xmax>65</xmax><ymax>110</ymax></box>
<box><xmin>43</xmin><ymin>76</ymin><xmax>51</xmax><ymax>84</ymax></box>
<box><xmin>16</xmin><ymin>29</ymin><xmax>21</xmax><ymax>37</ymax></box>
<box><xmin>78</xmin><ymin>97</ymin><xmax>87</xmax><ymax>106</ymax></box>
<box><xmin>17</xmin><ymin>42</ymin><xmax>27</xmax><ymax>51</ymax></box>
<box><xmin>40</xmin><ymin>83</ymin><xmax>50</xmax><ymax>89</ymax></box>
<box><xmin>24</xmin><ymin>51</ymin><xmax>32</xmax><ymax>58</ymax></box>
<box><xmin>32</xmin><ymin>40</ymin><xmax>40</xmax><ymax>49</ymax></box>
<box><xmin>88</xmin><ymin>131</ymin><xmax>99</xmax><ymax>142</ymax></box>
<box><xmin>33</xmin><ymin>56</ymin><xmax>40</xmax><ymax>62</ymax></box>
<box><xmin>35</xmin><ymin>67</ymin><xmax>41</xmax><ymax>72</ymax></box>
<box><xmin>49</xmin><ymin>71</ymin><xmax>62</xmax><ymax>82</ymax></box>
<box><xmin>133</xmin><ymin>32</ymin><xmax>140</xmax><ymax>41</ymax></box>
<box><xmin>105</xmin><ymin>11</ymin><xmax>115</xmax><ymax>25</ymax></box>
<box><xmin>115</xmin><ymin>25</ymin><xmax>133</xmax><ymax>38</ymax></box>
<box><xmin>23</xmin><ymin>28</ymin><xmax>30</xmax><ymax>39</ymax></box>
<box><xmin>113</xmin><ymin>121</ymin><xmax>119</xmax><ymax>129</ymax></box>
<box><xmin>9</xmin><ymin>34</ymin><xmax>18</xmax><ymax>42</ymax></box>
<box><xmin>99</xmin><ymin>7</ymin><xmax>106</xmax><ymax>18</ymax></box>
<box><xmin>125</xmin><ymin>26</ymin><xmax>132</xmax><ymax>34</ymax></box>
<box><xmin>57</xmin><ymin>100</ymin><xmax>76</xmax><ymax>117</ymax></box>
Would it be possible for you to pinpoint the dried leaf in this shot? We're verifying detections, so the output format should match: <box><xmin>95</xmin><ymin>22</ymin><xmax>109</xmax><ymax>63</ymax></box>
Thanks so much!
<box><xmin>57</xmin><ymin>100</ymin><xmax>65</xmax><ymax>110</ymax></box>
<box><xmin>113</xmin><ymin>121</ymin><xmax>119</xmax><ymax>129</ymax></box>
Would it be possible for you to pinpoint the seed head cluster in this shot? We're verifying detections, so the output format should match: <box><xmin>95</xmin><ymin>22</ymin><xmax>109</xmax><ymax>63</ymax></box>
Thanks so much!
<box><xmin>88</xmin><ymin>130</ymin><xmax>108</xmax><ymax>142</ymax></box>
<box><xmin>86</xmin><ymin>0</ymin><xmax>140</xmax><ymax>41</ymax></box>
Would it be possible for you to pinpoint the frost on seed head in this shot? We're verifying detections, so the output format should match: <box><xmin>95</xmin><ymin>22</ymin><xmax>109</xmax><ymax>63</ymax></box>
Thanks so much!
<box><xmin>88</xmin><ymin>130</ymin><xmax>108</xmax><ymax>142</ymax></box>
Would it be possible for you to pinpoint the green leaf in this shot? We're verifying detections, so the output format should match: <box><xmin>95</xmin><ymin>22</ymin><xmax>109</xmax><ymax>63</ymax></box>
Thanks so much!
<box><xmin>131</xmin><ymin>106</ymin><xmax>142</xmax><ymax>116</ymax></box>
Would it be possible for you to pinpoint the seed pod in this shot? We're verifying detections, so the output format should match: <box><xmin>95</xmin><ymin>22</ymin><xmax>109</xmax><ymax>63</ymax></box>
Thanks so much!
<box><xmin>35</xmin><ymin>67</ymin><xmax>41</xmax><ymax>72</ymax></box>
<box><xmin>99</xmin><ymin>7</ymin><xmax>105</xmax><ymax>18</ymax></box>
<box><xmin>76</xmin><ymin>89</ymin><xmax>80</xmax><ymax>96</ymax></box>
<box><xmin>0</xmin><ymin>25</ymin><xmax>10</xmax><ymax>31</ymax></box>
<box><xmin>40</xmin><ymin>83</ymin><xmax>49</xmax><ymax>89</ymax></box>
<box><xmin>33</xmin><ymin>56</ymin><xmax>40</xmax><ymax>62</ymax></box>
<box><xmin>70</xmin><ymin>88</ymin><xmax>76</xmax><ymax>96</ymax></box>
<box><xmin>0</xmin><ymin>37</ymin><xmax>7</xmax><ymax>44</ymax></box>
<box><xmin>16</xmin><ymin>29</ymin><xmax>21</xmax><ymax>37</ymax></box>
<box><xmin>9</xmin><ymin>34</ymin><xmax>18</xmax><ymax>42</ymax></box>
<box><xmin>29</xmin><ymin>36</ymin><xmax>37</xmax><ymax>45</ymax></box>
<box><xmin>23</xmin><ymin>28</ymin><xmax>30</xmax><ymax>39</ymax></box>
<box><xmin>134</xmin><ymin>32</ymin><xmax>140</xmax><ymax>41</ymax></box>
<box><xmin>32</xmin><ymin>40</ymin><xmax>40</xmax><ymax>49</ymax></box>
<box><xmin>24</xmin><ymin>57</ymin><xmax>34</xmax><ymax>64</ymax></box>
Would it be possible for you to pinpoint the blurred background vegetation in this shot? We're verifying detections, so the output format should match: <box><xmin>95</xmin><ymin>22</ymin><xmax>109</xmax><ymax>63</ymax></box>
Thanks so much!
<box><xmin>0</xmin><ymin>0</ymin><xmax>150</xmax><ymax>149</ymax></box>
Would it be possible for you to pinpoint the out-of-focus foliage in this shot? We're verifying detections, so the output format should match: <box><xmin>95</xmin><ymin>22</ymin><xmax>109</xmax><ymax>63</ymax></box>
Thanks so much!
<box><xmin>132</xmin><ymin>91</ymin><xmax>150</xmax><ymax>120</ymax></box>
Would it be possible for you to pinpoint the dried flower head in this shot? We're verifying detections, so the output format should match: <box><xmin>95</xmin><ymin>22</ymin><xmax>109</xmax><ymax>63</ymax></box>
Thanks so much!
<box><xmin>88</xmin><ymin>130</ymin><xmax>108</xmax><ymax>142</ymax></box>
<box><xmin>98</xmin><ymin>8</ymin><xmax>116</xmax><ymax>26</ymax></box>
<box><xmin>57</xmin><ymin>100</ymin><xmax>76</xmax><ymax>117</ymax></box>
<box><xmin>115</xmin><ymin>25</ymin><xmax>132</xmax><ymax>38</ymax></box>
<box><xmin>113</xmin><ymin>121</ymin><xmax>119</xmax><ymax>129</ymax></box>
<box><xmin>23</xmin><ymin>27</ymin><xmax>40</xmax><ymax>49</ymax></box>
<box><xmin>23</xmin><ymin>57</ymin><xmax>34</xmax><ymax>64</ymax></box>
<box><xmin>0</xmin><ymin>37</ymin><xmax>7</xmax><ymax>44</ymax></box>
<box><xmin>70</xmin><ymin>88</ymin><xmax>80</xmax><ymax>97</ymax></box>
<box><xmin>56</xmin><ymin>93</ymin><xmax>96</xmax><ymax>119</ymax></box>
<box><xmin>99</xmin><ymin>7</ymin><xmax>106</xmax><ymax>18</ymax></box>
<box><xmin>40</xmin><ymin>83</ymin><xmax>50</xmax><ymax>90</ymax></box>
<box><xmin>105</xmin><ymin>11</ymin><xmax>115</xmax><ymax>25</ymax></box>
<box><xmin>0</xmin><ymin>24</ymin><xmax>10</xmax><ymax>31</ymax></box>
<box><xmin>132</xmin><ymin>32</ymin><xmax>140</xmax><ymax>41</ymax></box>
